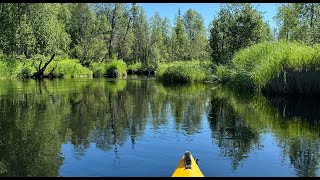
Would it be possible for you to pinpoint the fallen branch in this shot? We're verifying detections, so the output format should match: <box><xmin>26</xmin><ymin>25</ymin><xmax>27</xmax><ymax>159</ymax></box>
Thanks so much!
<box><xmin>31</xmin><ymin>54</ymin><xmax>55</xmax><ymax>79</ymax></box>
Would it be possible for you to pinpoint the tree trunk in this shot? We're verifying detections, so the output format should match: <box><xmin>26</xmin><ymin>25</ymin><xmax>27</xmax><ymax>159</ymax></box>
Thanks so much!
<box><xmin>31</xmin><ymin>54</ymin><xmax>55</xmax><ymax>79</ymax></box>
<box><xmin>108</xmin><ymin>3</ymin><xmax>118</xmax><ymax>59</ymax></box>
<box><xmin>118</xmin><ymin>14</ymin><xmax>132</xmax><ymax>59</ymax></box>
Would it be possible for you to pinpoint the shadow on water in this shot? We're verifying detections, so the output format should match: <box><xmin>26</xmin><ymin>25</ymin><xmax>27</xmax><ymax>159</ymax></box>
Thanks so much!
<box><xmin>210</xmin><ymin>85</ymin><xmax>320</xmax><ymax>177</ymax></box>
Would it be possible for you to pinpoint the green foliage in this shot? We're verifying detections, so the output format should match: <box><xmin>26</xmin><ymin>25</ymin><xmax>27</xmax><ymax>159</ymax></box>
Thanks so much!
<box><xmin>90</xmin><ymin>58</ymin><xmax>127</xmax><ymax>78</ymax></box>
<box><xmin>47</xmin><ymin>58</ymin><xmax>93</xmax><ymax>78</ymax></box>
<box><xmin>209</xmin><ymin>3</ymin><xmax>271</xmax><ymax>65</ymax></box>
<box><xmin>156</xmin><ymin>61</ymin><xmax>211</xmax><ymax>83</ymax></box>
<box><xmin>171</xmin><ymin>11</ymin><xmax>189</xmax><ymax>61</ymax></box>
<box><xmin>182</xmin><ymin>9</ymin><xmax>208</xmax><ymax>60</ymax></box>
<box><xmin>130</xmin><ymin>5</ymin><xmax>150</xmax><ymax>65</ymax></box>
<box><xmin>0</xmin><ymin>55</ymin><xmax>93</xmax><ymax>79</ymax></box>
<box><xmin>105</xmin><ymin>59</ymin><xmax>127</xmax><ymax>78</ymax></box>
<box><xmin>0</xmin><ymin>3</ymin><xmax>212</xmax><ymax>80</ymax></box>
<box><xmin>148</xmin><ymin>12</ymin><xmax>171</xmax><ymax>66</ymax></box>
<box><xmin>89</xmin><ymin>62</ymin><xmax>108</xmax><ymax>77</ymax></box>
<box><xmin>67</xmin><ymin>3</ymin><xmax>107</xmax><ymax>65</ymax></box>
<box><xmin>0</xmin><ymin>4</ymin><xmax>71</xmax><ymax>56</ymax></box>
<box><xmin>215</xmin><ymin>41</ymin><xmax>320</xmax><ymax>93</ymax></box>
<box><xmin>127</xmin><ymin>62</ymin><xmax>142</xmax><ymax>71</ymax></box>
<box><xmin>275</xmin><ymin>3</ymin><xmax>320</xmax><ymax>45</ymax></box>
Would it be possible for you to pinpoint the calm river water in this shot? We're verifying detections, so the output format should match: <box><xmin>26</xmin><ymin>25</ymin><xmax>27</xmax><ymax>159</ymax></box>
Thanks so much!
<box><xmin>0</xmin><ymin>77</ymin><xmax>320</xmax><ymax>177</ymax></box>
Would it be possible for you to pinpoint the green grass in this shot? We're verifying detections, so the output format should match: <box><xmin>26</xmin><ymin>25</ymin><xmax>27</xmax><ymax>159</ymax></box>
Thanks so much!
<box><xmin>156</xmin><ymin>60</ymin><xmax>212</xmax><ymax>84</ymax></box>
<box><xmin>215</xmin><ymin>41</ymin><xmax>320</xmax><ymax>94</ymax></box>
<box><xmin>127</xmin><ymin>62</ymin><xmax>142</xmax><ymax>71</ymax></box>
<box><xmin>89</xmin><ymin>62</ymin><xmax>108</xmax><ymax>77</ymax></box>
<box><xmin>46</xmin><ymin>58</ymin><xmax>93</xmax><ymax>78</ymax></box>
<box><xmin>0</xmin><ymin>54</ymin><xmax>36</xmax><ymax>79</ymax></box>
<box><xmin>0</xmin><ymin>54</ymin><xmax>93</xmax><ymax>79</ymax></box>
<box><xmin>90</xmin><ymin>59</ymin><xmax>127</xmax><ymax>78</ymax></box>
<box><xmin>105</xmin><ymin>59</ymin><xmax>127</xmax><ymax>78</ymax></box>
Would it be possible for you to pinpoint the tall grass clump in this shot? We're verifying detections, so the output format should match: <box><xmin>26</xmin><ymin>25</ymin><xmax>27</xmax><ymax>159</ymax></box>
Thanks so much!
<box><xmin>46</xmin><ymin>58</ymin><xmax>93</xmax><ymax>78</ymax></box>
<box><xmin>105</xmin><ymin>59</ymin><xmax>127</xmax><ymax>78</ymax></box>
<box><xmin>216</xmin><ymin>41</ymin><xmax>320</xmax><ymax>95</ymax></box>
<box><xmin>127</xmin><ymin>62</ymin><xmax>142</xmax><ymax>71</ymax></box>
<box><xmin>156</xmin><ymin>60</ymin><xmax>211</xmax><ymax>84</ymax></box>
<box><xmin>0</xmin><ymin>54</ymin><xmax>36</xmax><ymax>79</ymax></box>
<box><xmin>90</xmin><ymin>62</ymin><xmax>108</xmax><ymax>77</ymax></box>
<box><xmin>90</xmin><ymin>59</ymin><xmax>127</xmax><ymax>78</ymax></box>
<box><xmin>0</xmin><ymin>54</ymin><xmax>93</xmax><ymax>79</ymax></box>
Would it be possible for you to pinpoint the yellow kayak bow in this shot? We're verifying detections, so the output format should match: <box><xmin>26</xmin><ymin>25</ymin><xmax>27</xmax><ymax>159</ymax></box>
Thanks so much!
<box><xmin>171</xmin><ymin>151</ymin><xmax>204</xmax><ymax>177</ymax></box>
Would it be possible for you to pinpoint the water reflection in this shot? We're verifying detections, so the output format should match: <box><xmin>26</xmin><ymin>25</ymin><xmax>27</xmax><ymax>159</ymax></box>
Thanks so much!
<box><xmin>0</xmin><ymin>79</ymin><xmax>211</xmax><ymax>176</ymax></box>
<box><xmin>211</xmin><ymin>86</ymin><xmax>320</xmax><ymax>177</ymax></box>
<box><xmin>208</xmin><ymin>95</ymin><xmax>261</xmax><ymax>171</ymax></box>
<box><xmin>1</xmin><ymin>79</ymin><xmax>320</xmax><ymax>176</ymax></box>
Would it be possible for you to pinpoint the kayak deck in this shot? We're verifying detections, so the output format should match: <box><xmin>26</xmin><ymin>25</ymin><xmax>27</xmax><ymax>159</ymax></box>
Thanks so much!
<box><xmin>171</xmin><ymin>152</ymin><xmax>204</xmax><ymax>177</ymax></box>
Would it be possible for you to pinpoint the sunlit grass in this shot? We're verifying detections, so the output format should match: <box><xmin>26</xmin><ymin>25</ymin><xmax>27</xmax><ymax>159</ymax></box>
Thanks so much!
<box><xmin>0</xmin><ymin>54</ymin><xmax>93</xmax><ymax>79</ymax></box>
<box><xmin>215</xmin><ymin>41</ymin><xmax>320</xmax><ymax>94</ymax></box>
<box><xmin>127</xmin><ymin>62</ymin><xmax>142</xmax><ymax>71</ymax></box>
<box><xmin>156</xmin><ymin>60</ymin><xmax>212</xmax><ymax>83</ymax></box>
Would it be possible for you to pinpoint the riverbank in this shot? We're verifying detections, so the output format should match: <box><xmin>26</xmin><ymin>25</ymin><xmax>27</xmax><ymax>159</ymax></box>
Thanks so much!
<box><xmin>0</xmin><ymin>53</ymin><xmax>212</xmax><ymax>83</ymax></box>
<box><xmin>5</xmin><ymin>40</ymin><xmax>320</xmax><ymax>96</ymax></box>
<box><xmin>214</xmin><ymin>41</ymin><xmax>320</xmax><ymax>96</ymax></box>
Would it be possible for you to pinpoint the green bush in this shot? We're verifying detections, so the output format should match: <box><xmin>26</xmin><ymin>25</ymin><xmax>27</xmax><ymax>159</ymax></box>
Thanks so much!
<box><xmin>0</xmin><ymin>55</ymin><xmax>93</xmax><ymax>79</ymax></box>
<box><xmin>127</xmin><ymin>62</ymin><xmax>142</xmax><ymax>71</ymax></box>
<box><xmin>105</xmin><ymin>59</ymin><xmax>127</xmax><ymax>78</ymax></box>
<box><xmin>89</xmin><ymin>59</ymin><xmax>127</xmax><ymax>78</ymax></box>
<box><xmin>89</xmin><ymin>62</ymin><xmax>108</xmax><ymax>77</ymax></box>
<box><xmin>46</xmin><ymin>59</ymin><xmax>93</xmax><ymax>78</ymax></box>
<box><xmin>156</xmin><ymin>61</ymin><xmax>211</xmax><ymax>83</ymax></box>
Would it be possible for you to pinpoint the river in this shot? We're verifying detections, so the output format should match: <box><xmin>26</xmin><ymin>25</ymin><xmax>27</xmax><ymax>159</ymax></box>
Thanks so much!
<box><xmin>0</xmin><ymin>77</ymin><xmax>319</xmax><ymax>177</ymax></box>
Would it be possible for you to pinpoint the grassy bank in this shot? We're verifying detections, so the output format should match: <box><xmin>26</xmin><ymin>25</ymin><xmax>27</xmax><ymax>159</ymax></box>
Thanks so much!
<box><xmin>156</xmin><ymin>60</ymin><xmax>212</xmax><ymax>84</ymax></box>
<box><xmin>0</xmin><ymin>53</ymin><xmax>212</xmax><ymax>84</ymax></box>
<box><xmin>0</xmin><ymin>54</ymin><xmax>130</xmax><ymax>79</ymax></box>
<box><xmin>0</xmin><ymin>54</ymin><xmax>93</xmax><ymax>79</ymax></box>
<box><xmin>215</xmin><ymin>41</ymin><xmax>320</xmax><ymax>95</ymax></box>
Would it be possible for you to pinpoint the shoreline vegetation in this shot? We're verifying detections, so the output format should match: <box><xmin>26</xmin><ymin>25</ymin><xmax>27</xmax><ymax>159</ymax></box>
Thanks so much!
<box><xmin>0</xmin><ymin>52</ymin><xmax>212</xmax><ymax>83</ymax></box>
<box><xmin>214</xmin><ymin>41</ymin><xmax>320</xmax><ymax>96</ymax></box>
<box><xmin>1</xmin><ymin>3</ymin><xmax>320</xmax><ymax>95</ymax></box>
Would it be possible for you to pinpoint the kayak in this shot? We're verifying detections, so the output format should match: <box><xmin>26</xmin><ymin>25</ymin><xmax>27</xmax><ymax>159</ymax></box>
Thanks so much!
<box><xmin>171</xmin><ymin>151</ymin><xmax>204</xmax><ymax>177</ymax></box>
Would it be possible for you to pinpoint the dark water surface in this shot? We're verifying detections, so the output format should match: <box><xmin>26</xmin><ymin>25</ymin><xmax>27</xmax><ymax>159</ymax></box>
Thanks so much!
<box><xmin>0</xmin><ymin>78</ymin><xmax>320</xmax><ymax>177</ymax></box>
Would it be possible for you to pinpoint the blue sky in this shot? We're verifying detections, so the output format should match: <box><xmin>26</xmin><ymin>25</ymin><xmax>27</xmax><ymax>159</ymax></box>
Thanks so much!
<box><xmin>138</xmin><ymin>3</ymin><xmax>280</xmax><ymax>31</ymax></box>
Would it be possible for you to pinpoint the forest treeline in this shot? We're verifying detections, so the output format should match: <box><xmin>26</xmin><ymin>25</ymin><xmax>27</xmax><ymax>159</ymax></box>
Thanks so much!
<box><xmin>0</xmin><ymin>3</ymin><xmax>208</xmax><ymax>68</ymax></box>
<box><xmin>0</xmin><ymin>3</ymin><xmax>320</xmax><ymax>92</ymax></box>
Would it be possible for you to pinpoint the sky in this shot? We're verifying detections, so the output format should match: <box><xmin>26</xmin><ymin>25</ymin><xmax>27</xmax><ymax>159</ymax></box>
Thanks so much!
<box><xmin>138</xmin><ymin>3</ymin><xmax>280</xmax><ymax>31</ymax></box>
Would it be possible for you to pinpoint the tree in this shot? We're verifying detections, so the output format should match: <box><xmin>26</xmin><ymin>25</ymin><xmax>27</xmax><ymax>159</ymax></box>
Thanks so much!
<box><xmin>67</xmin><ymin>3</ymin><xmax>107</xmax><ymax>66</ymax></box>
<box><xmin>15</xmin><ymin>14</ymin><xmax>36</xmax><ymax>58</ymax></box>
<box><xmin>29</xmin><ymin>4</ymin><xmax>71</xmax><ymax>56</ymax></box>
<box><xmin>130</xmin><ymin>6</ymin><xmax>149</xmax><ymax>66</ymax></box>
<box><xmin>148</xmin><ymin>12</ymin><xmax>171</xmax><ymax>68</ymax></box>
<box><xmin>171</xmin><ymin>9</ymin><xmax>189</xmax><ymax>61</ymax></box>
<box><xmin>0</xmin><ymin>3</ymin><xmax>71</xmax><ymax>57</ymax></box>
<box><xmin>209</xmin><ymin>3</ymin><xmax>271</xmax><ymax>65</ymax></box>
<box><xmin>182</xmin><ymin>9</ymin><xmax>208</xmax><ymax>60</ymax></box>
<box><xmin>275</xmin><ymin>3</ymin><xmax>320</xmax><ymax>45</ymax></box>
